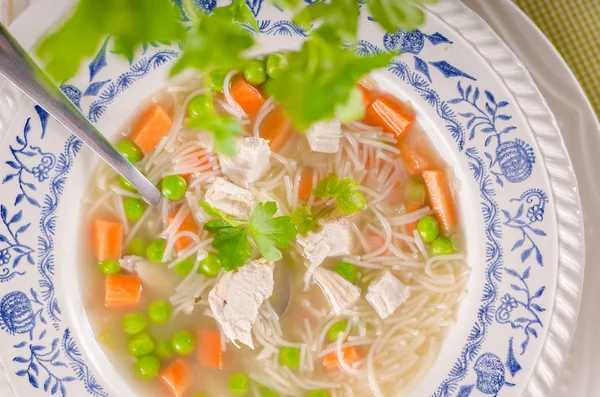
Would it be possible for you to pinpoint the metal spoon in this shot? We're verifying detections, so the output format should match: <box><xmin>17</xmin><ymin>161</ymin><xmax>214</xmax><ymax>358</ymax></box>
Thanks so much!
<box><xmin>0</xmin><ymin>24</ymin><xmax>162</xmax><ymax>206</ymax></box>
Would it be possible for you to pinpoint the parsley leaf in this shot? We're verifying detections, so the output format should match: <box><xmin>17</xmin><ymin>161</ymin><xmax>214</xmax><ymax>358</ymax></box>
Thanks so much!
<box><xmin>36</xmin><ymin>0</ymin><xmax>185</xmax><ymax>82</ymax></box>
<box><xmin>199</xmin><ymin>201</ymin><xmax>246</xmax><ymax>227</ymax></box>
<box><xmin>213</xmin><ymin>0</ymin><xmax>259</xmax><ymax>31</ymax></box>
<box><xmin>313</xmin><ymin>174</ymin><xmax>366</xmax><ymax>215</ymax></box>
<box><xmin>366</xmin><ymin>0</ymin><xmax>436</xmax><ymax>33</ymax></box>
<box><xmin>201</xmin><ymin>201</ymin><xmax>251</xmax><ymax>270</ymax></box>
<box><xmin>265</xmin><ymin>28</ymin><xmax>393</xmax><ymax>130</ymax></box>
<box><xmin>273</xmin><ymin>0</ymin><xmax>303</xmax><ymax>10</ymax></box>
<box><xmin>294</xmin><ymin>0</ymin><xmax>360</xmax><ymax>43</ymax></box>
<box><xmin>187</xmin><ymin>114</ymin><xmax>242</xmax><ymax>156</ymax></box>
<box><xmin>203</xmin><ymin>201</ymin><xmax>297</xmax><ymax>270</ymax></box>
<box><xmin>212</xmin><ymin>226</ymin><xmax>252</xmax><ymax>271</ymax></box>
<box><xmin>170</xmin><ymin>0</ymin><xmax>255</xmax><ymax>76</ymax></box>
<box><xmin>289</xmin><ymin>207</ymin><xmax>317</xmax><ymax>235</ymax></box>
<box><xmin>249</xmin><ymin>202</ymin><xmax>297</xmax><ymax>261</ymax></box>
<box><xmin>335</xmin><ymin>87</ymin><xmax>366</xmax><ymax>123</ymax></box>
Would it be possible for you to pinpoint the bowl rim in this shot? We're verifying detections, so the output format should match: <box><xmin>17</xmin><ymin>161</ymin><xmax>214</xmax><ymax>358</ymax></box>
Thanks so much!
<box><xmin>426</xmin><ymin>1</ymin><xmax>585</xmax><ymax>395</ymax></box>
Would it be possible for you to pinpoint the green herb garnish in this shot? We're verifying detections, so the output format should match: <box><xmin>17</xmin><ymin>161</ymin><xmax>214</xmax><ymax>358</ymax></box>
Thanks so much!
<box><xmin>37</xmin><ymin>0</ymin><xmax>435</xmax><ymax>154</ymax></box>
<box><xmin>313</xmin><ymin>174</ymin><xmax>366</xmax><ymax>215</ymax></box>
<box><xmin>249</xmin><ymin>202</ymin><xmax>297</xmax><ymax>261</ymax></box>
<box><xmin>186</xmin><ymin>113</ymin><xmax>242</xmax><ymax>156</ymax></box>
<box><xmin>36</xmin><ymin>0</ymin><xmax>185</xmax><ymax>82</ymax></box>
<box><xmin>366</xmin><ymin>0</ymin><xmax>436</xmax><ymax>33</ymax></box>
<box><xmin>170</xmin><ymin>0</ymin><xmax>255</xmax><ymax>77</ymax></box>
<box><xmin>201</xmin><ymin>201</ymin><xmax>297</xmax><ymax>271</ymax></box>
<box><xmin>265</xmin><ymin>27</ymin><xmax>393</xmax><ymax>131</ymax></box>
<box><xmin>289</xmin><ymin>206</ymin><xmax>317</xmax><ymax>235</ymax></box>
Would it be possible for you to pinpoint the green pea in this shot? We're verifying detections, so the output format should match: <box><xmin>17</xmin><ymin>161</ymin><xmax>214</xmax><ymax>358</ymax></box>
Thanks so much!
<box><xmin>279</xmin><ymin>346</ymin><xmax>301</xmax><ymax>370</ymax></box>
<box><xmin>327</xmin><ymin>320</ymin><xmax>348</xmax><ymax>341</ymax></box>
<box><xmin>210</xmin><ymin>69</ymin><xmax>228</xmax><ymax>93</ymax></box>
<box><xmin>129</xmin><ymin>237</ymin><xmax>148</xmax><ymax>257</ymax></box>
<box><xmin>417</xmin><ymin>215</ymin><xmax>440</xmax><ymax>243</ymax></box>
<box><xmin>155</xmin><ymin>340</ymin><xmax>175</xmax><ymax>359</ymax></box>
<box><xmin>161</xmin><ymin>175</ymin><xmax>187</xmax><ymax>201</ymax></box>
<box><xmin>135</xmin><ymin>355</ymin><xmax>160</xmax><ymax>380</ymax></box>
<box><xmin>334</xmin><ymin>262</ymin><xmax>357</xmax><ymax>283</ymax></box>
<box><xmin>199</xmin><ymin>253</ymin><xmax>221</xmax><ymax>277</ymax></box>
<box><xmin>175</xmin><ymin>257</ymin><xmax>195</xmax><ymax>277</ymax></box>
<box><xmin>405</xmin><ymin>179</ymin><xmax>426</xmax><ymax>204</ymax></box>
<box><xmin>305</xmin><ymin>391</ymin><xmax>330</xmax><ymax>397</ymax></box>
<box><xmin>187</xmin><ymin>95</ymin><xmax>214</xmax><ymax>119</ymax></box>
<box><xmin>148</xmin><ymin>300</ymin><xmax>171</xmax><ymax>324</ymax></box>
<box><xmin>146</xmin><ymin>239</ymin><xmax>167</xmax><ymax>263</ymax></box>
<box><xmin>228</xmin><ymin>372</ymin><xmax>249</xmax><ymax>395</ymax></box>
<box><xmin>266</xmin><ymin>52</ymin><xmax>288</xmax><ymax>79</ymax></box>
<box><xmin>123</xmin><ymin>198</ymin><xmax>147</xmax><ymax>221</ymax></box>
<box><xmin>99</xmin><ymin>259</ymin><xmax>121</xmax><ymax>275</ymax></box>
<box><xmin>172</xmin><ymin>331</ymin><xmax>195</xmax><ymax>355</ymax></box>
<box><xmin>128</xmin><ymin>332</ymin><xmax>155</xmax><ymax>357</ymax></box>
<box><xmin>431</xmin><ymin>236</ymin><xmax>455</xmax><ymax>256</ymax></box>
<box><xmin>122</xmin><ymin>313</ymin><xmax>147</xmax><ymax>335</ymax></box>
<box><xmin>117</xmin><ymin>139</ymin><xmax>142</xmax><ymax>163</ymax></box>
<box><xmin>243</xmin><ymin>59</ymin><xmax>267</xmax><ymax>85</ymax></box>
<box><xmin>120</xmin><ymin>176</ymin><xmax>137</xmax><ymax>192</ymax></box>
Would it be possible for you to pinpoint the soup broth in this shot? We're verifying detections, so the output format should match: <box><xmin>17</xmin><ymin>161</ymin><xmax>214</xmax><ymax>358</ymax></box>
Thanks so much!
<box><xmin>83</xmin><ymin>70</ymin><xmax>468</xmax><ymax>397</ymax></box>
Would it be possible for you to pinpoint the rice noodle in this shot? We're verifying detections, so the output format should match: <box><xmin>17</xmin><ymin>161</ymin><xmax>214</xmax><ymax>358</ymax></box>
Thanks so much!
<box><xmin>388</xmin><ymin>207</ymin><xmax>433</xmax><ymax>226</ymax></box>
<box><xmin>223</xmin><ymin>71</ymin><xmax>246</xmax><ymax>117</ymax></box>
<box><xmin>253</xmin><ymin>97</ymin><xmax>275</xmax><ymax>137</ymax></box>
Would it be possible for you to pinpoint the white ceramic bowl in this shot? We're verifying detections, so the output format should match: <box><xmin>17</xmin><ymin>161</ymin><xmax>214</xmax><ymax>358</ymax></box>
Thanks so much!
<box><xmin>0</xmin><ymin>0</ymin><xmax>584</xmax><ymax>396</ymax></box>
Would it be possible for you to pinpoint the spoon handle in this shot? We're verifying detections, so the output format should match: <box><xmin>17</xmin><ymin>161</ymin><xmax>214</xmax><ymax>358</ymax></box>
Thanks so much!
<box><xmin>0</xmin><ymin>24</ymin><xmax>162</xmax><ymax>207</ymax></box>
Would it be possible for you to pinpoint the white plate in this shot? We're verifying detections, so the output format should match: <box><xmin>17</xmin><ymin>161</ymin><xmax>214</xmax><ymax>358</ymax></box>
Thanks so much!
<box><xmin>0</xmin><ymin>0</ymin><xmax>584</xmax><ymax>396</ymax></box>
<box><xmin>461</xmin><ymin>2</ymin><xmax>600</xmax><ymax>396</ymax></box>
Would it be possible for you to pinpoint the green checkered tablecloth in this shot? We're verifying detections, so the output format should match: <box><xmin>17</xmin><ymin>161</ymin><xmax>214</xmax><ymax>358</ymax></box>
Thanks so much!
<box><xmin>515</xmin><ymin>0</ymin><xmax>600</xmax><ymax>117</ymax></box>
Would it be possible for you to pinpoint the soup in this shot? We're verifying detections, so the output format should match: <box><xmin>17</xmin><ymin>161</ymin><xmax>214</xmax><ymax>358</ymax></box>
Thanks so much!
<box><xmin>83</xmin><ymin>61</ymin><xmax>468</xmax><ymax>397</ymax></box>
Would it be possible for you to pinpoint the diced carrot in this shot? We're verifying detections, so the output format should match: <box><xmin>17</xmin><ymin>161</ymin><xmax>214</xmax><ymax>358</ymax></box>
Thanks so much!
<box><xmin>131</xmin><ymin>104</ymin><xmax>173</xmax><ymax>154</ymax></box>
<box><xmin>260</xmin><ymin>106</ymin><xmax>292</xmax><ymax>152</ymax></box>
<box><xmin>298</xmin><ymin>170</ymin><xmax>314</xmax><ymax>201</ymax></box>
<box><xmin>105</xmin><ymin>275</ymin><xmax>142</xmax><ymax>308</ymax></box>
<box><xmin>160</xmin><ymin>359</ymin><xmax>191</xmax><ymax>397</ymax></box>
<box><xmin>365</xmin><ymin>97</ymin><xmax>414</xmax><ymax>138</ymax></box>
<box><xmin>230</xmin><ymin>76</ymin><xmax>266</xmax><ymax>118</ymax></box>
<box><xmin>357</xmin><ymin>84</ymin><xmax>373</xmax><ymax>108</ymax></box>
<box><xmin>405</xmin><ymin>200</ymin><xmax>423</xmax><ymax>235</ymax></box>
<box><xmin>197</xmin><ymin>329</ymin><xmax>223</xmax><ymax>369</ymax></box>
<box><xmin>168</xmin><ymin>212</ymin><xmax>198</xmax><ymax>252</ymax></box>
<box><xmin>92</xmin><ymin>219</ymin><xmax>123</xmax><ymax>261</ymax></box>
<box><xmin>323</xmin><ymin>347</ymin><xmax>360</xmax><ymax>370</ymax></box>
<box><xmin>422</xmin><ymin>170</ymin><xmax>457</xmax><ymax>234</ymax></box>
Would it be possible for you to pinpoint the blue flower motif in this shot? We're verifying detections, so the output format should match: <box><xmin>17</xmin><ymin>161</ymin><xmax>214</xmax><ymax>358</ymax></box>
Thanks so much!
<box><xmin>500</xmin><ymin>294</ymin><xmax>518</xmax><ymax>313</ymax></box>
<box><xmin>527</xmin><ymin>204</ymin><xmax>544</xmax><ymax>222</ymax></box>
<box><xmin>0</xmin><ymin>249</ymin><xmax>10</xmax><ymax>264</ymax></box>
<box><xmin>384</xmin><ymin>29</ymin><xmax>425</xmax><ymax>55</ymax></box>
<box><xmin>31</xmin><ymin>163</ymin><xmax>49</xmax><ymax>182</ymax></box>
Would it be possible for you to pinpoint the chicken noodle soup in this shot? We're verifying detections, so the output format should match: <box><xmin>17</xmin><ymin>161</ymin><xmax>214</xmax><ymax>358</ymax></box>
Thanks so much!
<box><xmin>83</xmin><ymin>58</ymin><xmax>468</xmax><ymax>397</ymax></box>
